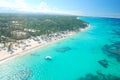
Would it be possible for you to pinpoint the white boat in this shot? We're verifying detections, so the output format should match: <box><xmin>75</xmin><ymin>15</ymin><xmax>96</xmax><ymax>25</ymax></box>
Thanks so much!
<box><xmin>45</xmin><ymin>56</ymin><xmax>52</xmax><ymax>60</ymax></box>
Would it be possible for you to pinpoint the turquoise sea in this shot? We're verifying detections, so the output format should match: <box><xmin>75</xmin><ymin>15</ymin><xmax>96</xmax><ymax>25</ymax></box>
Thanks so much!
<box><xmin>0</xmin><ymin>17</ymin><xmax>120</xmax><ymax>80</ymax></box>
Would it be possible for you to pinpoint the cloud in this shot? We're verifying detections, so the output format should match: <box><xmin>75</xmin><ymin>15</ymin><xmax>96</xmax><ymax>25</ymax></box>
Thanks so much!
<box><xmin>0</xmin><ymin>0</ymin><xmax>31</xmax><ymax>12</ymax></box>
<box><xmin>37</xmin><ymin>2</ymin><xmax>49</xmax><ymax>11</ymax></box>
<box><xmin>35</xmin><ymin>2</ymin><xmax>82</xmax><ymax>15</ymax></box>
<box><xmin>0</xmin><ymin>0</ymin><xmax>14</xmax><ymax>8</ymax></box>
<box><xmin>14</xmin><ymin>0</ymin><xmax>30</xmax><ymax>11</ymax></box>
<box><xmin>0</xmin><ymin>0</ymin><xmax>82</xmax><ymax>16</ymax></box>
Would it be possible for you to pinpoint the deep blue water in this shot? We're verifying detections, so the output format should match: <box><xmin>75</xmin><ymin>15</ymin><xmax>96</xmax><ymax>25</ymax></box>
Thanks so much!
<box><xmin>0</xmin><ymin>17</ymin><xmax>120</xmax><ymax>80</ymax></box>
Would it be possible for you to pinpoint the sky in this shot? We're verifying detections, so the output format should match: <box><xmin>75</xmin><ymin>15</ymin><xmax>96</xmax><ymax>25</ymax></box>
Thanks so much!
<box><xmin>0</xmin><ymin>0</ymin><xmax>120</xmax><ymax>18</ymax></box>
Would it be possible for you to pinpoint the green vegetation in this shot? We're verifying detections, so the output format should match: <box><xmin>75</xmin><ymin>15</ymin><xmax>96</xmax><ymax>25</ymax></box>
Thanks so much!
<box><xmin>0</xmin><ymin>13</ymin><xmax>88</xmax><ymax>42</ymax></box>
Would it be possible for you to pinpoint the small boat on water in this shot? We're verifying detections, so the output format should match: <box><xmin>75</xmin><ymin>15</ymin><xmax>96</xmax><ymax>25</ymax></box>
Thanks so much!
<box><xmin>45</xmin><ymin>56</ymin><xmax>52</xmax><ymax>60</ymax></box>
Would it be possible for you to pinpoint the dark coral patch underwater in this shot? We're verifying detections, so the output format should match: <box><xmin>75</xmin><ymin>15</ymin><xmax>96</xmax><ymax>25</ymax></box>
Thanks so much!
<box><xmin>56</xmin><ymin>47</ymin><xmax>71</xmax><ymax>53</ymax></box>
<box><xmin>102</xmin><ymin>41</ymin><xmax>120</xmax><ymax>62</ymax></box>
<box><xmin>2</xmin><ymin>69</ymin><xmax>33</xmax><ymax>80</ymax></box>
<box><xmin>77</xmin><ymin>71</ymin><xmax>120</xmax><ymax>80</ymax></box>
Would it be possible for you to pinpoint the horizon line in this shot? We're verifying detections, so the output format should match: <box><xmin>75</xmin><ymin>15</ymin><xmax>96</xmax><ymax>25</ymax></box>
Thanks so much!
<box><xmin>0</xmin><ymin>12</ymin><xmax>119</xmax><ymax>19</ymax></box>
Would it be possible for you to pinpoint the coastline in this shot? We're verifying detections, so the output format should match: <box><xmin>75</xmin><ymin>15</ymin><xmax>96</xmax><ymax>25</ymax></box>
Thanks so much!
<box><xmin>0</xmin><ymin>26</ymin><xmax>90</xmax><ymax>64</ymax></box>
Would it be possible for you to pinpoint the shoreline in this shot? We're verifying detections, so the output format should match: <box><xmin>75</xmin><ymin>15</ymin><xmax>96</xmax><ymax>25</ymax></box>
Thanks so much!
<box><xmin>0</xmin><ymin>26</ymin><xmax>90</xmax><ymax>64</ymax></box>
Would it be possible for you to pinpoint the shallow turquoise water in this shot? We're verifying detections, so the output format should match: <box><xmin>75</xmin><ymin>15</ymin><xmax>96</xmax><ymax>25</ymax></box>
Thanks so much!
<box><xmin>0</xmin><ymin>17</ymin><xmax>120</xmax><ymax>80</ymax></box>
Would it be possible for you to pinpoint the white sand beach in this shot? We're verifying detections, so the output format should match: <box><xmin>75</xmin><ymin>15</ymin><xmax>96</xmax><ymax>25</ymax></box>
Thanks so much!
<box><xmin>0</xmin><ymin>26</ymin><xmax>90</xmax><ymax>64</ymax></box>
